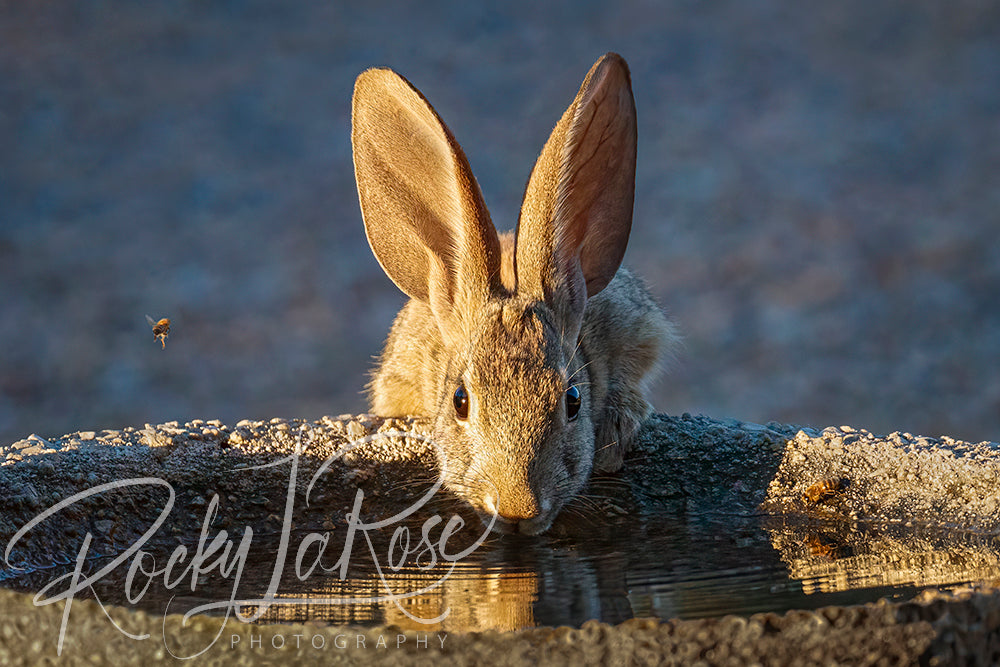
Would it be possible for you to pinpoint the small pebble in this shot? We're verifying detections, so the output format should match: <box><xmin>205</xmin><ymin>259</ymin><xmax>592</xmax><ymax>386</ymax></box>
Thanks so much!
<box><xmin>347</xmin><ymin>421</ymin><xmax>368</xmax><ymax>441</ymax></box>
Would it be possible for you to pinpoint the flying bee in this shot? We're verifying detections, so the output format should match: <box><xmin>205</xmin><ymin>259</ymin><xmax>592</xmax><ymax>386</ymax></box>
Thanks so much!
<box><xmin>802</xmin><ymin>477</ymin><xmax>849</xmax><ymax>504</ymax></box>
<box><xmin>145</xmin><ymin>315</ymin><xmax>171</xmax><ymax>349</ymax></box>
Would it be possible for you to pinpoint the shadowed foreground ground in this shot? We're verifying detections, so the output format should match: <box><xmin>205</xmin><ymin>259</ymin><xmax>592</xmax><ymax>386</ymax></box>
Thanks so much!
<box><xmin>0</xmin><ymin>583</ymin><xmax>998</xmax><ymax>665</ymax></box>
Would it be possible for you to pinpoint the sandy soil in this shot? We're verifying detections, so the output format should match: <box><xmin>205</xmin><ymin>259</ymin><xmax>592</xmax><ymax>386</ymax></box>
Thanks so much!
<box><xmin>2</xmin><ymin>2</ymin><xmax>999</xmax><ymax>447</ymax></box>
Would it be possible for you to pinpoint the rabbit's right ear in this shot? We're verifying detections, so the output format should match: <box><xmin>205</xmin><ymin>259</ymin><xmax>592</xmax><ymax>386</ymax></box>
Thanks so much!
<box><xmin>515</xmin><ymin>53</ymin><xmax>637</xmax><ymax>338</ymax></box>
<box><xmin>352</xmin><ymin>68</ymin><xmax>502</xmax><ymax>341</ymax></box>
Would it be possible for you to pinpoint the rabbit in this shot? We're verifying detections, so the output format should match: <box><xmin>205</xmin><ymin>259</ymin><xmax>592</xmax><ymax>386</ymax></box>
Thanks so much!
<box><xmin>352</xmin><ymin>52</ymin><xmax>677</xmax><ymax>535</ymax></box>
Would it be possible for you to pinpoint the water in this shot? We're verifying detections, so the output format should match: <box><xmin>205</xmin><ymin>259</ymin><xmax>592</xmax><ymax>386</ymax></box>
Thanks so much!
<box><xmin>6</xmin><ymin>507</ymin><xmax>997</xmax><ymax>632</ymax></box>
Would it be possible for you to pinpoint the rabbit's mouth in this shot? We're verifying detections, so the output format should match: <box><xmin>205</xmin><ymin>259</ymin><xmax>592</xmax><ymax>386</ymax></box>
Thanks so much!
<box><xmin>474</xmin><ymin>511</ymin><xmax>556</xmax><ymax>536</ymax></box>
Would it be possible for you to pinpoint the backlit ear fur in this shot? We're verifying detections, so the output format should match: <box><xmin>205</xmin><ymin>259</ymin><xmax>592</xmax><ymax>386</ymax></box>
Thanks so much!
<box><xmin>515</xmin><ymin>53</ymin><xmax>637</xmax><ymax>337</ymax></box>
<box><xmin>352</xmin><ymin>68</ymin><xmax>503</xmax><ymax>342</ymax></box>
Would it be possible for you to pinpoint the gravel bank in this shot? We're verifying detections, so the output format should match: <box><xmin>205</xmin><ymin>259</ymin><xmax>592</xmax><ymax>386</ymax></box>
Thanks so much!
<box><xmin>2</xmin><ymin>414</ymin><xmax>998</xmax><ymax>664</ymax></box>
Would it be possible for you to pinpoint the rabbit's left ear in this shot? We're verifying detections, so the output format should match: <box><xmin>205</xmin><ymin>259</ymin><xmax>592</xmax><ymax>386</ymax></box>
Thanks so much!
<box><xmin>515</xmin><ymin>53</ymin><xmax>637</xmax><ymax>334</ymax></box>
<box><xmin>352</xmin><ymin>67</ymin><xmax>502</xmax><ymax>341</ymax></box>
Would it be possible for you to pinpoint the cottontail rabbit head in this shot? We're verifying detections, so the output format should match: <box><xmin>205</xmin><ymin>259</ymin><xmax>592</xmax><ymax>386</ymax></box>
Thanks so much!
<box><xmin>353</xmin><ymin>53</ymin><xmax>672</xmax><ymax>535</ymax></box>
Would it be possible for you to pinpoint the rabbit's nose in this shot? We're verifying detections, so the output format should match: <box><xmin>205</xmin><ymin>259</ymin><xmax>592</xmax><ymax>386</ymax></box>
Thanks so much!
<box><xmin>479</xmin><ymin>494</ymin><xmax>555</xmax><ymax>535</ymax></box>
<box><xmin>484</xmin><ymin>490</ymin><xmax>541</xmax><ymax>523</ymax></box>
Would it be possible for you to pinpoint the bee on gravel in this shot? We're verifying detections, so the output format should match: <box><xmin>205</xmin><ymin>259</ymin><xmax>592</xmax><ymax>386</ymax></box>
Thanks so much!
<box><xmin>804</xmin><ymin>533</ymin><xmax>853</xmax><ymax>560</ymax></box>
<box><xmin>145</xmin><ymin>315</ymin><xmax>171</xmax><ymax>349</ymax></box>
<box><xmin>801</xmin><ymin>477</ymin><xmax>849</xmax><ymax>504</ymax></box>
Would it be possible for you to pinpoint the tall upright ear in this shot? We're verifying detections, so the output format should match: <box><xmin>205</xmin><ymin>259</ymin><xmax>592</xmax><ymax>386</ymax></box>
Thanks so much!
<box><xmin>515</xmin><ymin>53</ymin><xmax>637</xmax><ymax>332</ymax></box>
<box><xmin>352</xmin><ymin>68</ymin><xmax>502</xmax><ymax>339</ymax></box>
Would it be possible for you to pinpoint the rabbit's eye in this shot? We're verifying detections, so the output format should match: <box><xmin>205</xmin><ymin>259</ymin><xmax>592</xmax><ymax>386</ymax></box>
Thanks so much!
<box><xmin>565</xmin><ymin>385</ymin><xmax>581</xmax><ymax>421</ymax></box>
<box><xmin>453</xmin><ymin>384</ymin><xmax>470</xmax><ymax>420</ymax></box>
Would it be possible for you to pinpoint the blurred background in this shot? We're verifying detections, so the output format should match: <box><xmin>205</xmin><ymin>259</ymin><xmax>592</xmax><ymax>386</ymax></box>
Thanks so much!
<box><xmin>1</xmin><ymin>1</ymin><xmax>998</xmax><ymax>447</ymax></box>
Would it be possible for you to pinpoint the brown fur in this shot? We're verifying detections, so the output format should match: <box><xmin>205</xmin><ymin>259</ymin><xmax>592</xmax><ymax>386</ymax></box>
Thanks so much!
<box><xmin>353</xmin><ymin>53</ymin><xmax>678</xmax><ymax>535</ymax></box>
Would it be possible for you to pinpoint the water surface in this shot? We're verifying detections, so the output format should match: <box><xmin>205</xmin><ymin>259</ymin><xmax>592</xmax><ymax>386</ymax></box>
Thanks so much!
<box><xmin>6</xmin><ymin>505</ymin><xmax>996</xmax><ymax>632</ymax></box>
